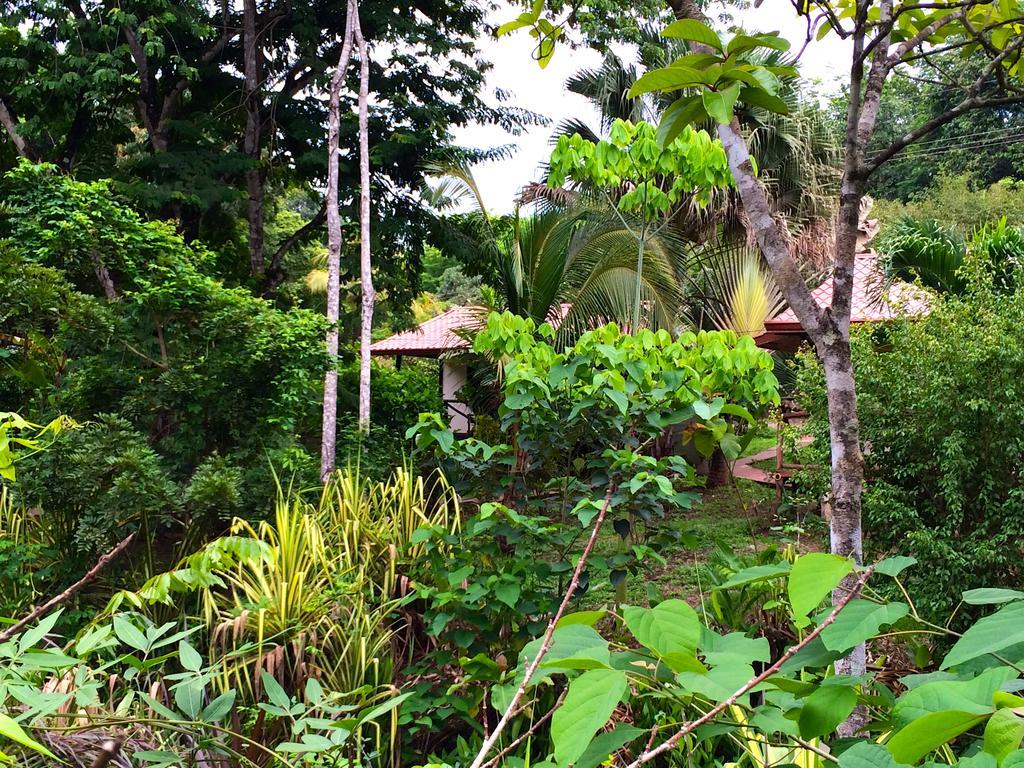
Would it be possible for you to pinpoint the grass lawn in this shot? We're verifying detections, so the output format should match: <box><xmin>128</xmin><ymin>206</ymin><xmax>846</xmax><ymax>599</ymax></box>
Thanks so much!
<box><xmin>578</xmin><ymin>478</ymin><xmax>826</xmax><ymax>611</ymax></box>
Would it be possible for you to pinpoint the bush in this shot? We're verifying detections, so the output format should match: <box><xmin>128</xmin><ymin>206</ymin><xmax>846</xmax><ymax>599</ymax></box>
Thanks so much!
<box><xmin>796</xmin><ymin>259</ymin><xmax>1024</xmax><ymax>620</ymax></box>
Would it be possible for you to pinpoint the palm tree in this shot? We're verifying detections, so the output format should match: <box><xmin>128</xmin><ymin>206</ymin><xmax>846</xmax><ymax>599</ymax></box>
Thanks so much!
<box><xmin>423</xmin><ymin>158</ymin><xmax>690</xmax><ymax>342</ymax></box>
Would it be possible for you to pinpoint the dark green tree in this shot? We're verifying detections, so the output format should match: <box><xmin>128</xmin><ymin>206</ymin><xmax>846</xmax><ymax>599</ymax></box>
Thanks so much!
<box><xmin>0</xmin><ymin>0</ymin><xmax>540</xmax><ymax>300</ymax></box>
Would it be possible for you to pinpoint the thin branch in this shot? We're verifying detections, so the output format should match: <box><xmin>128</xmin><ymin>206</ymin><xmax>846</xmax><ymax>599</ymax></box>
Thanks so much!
<box><xmin>479</xmin><ymin>688</ymin><xmax>569</xmax><ymax>768</ymax></box>
<box><xmin>0</xmin><ymin>534</ymin><xmax>135</xmax><ymax>643</ymax></box>
<box><xmin>467</xmin><ymin>487</ymin><xmax>615</xmax><ymax>768</ymax></box>
<box><xmin>621</xmin><ymin>567</ymin><xmax>874</xmax><ymax>768</ymax></box>
<box><xmin>888</xmin><ymin>8</ymin><xmax>967</xmax><ymax>65</ymax></box>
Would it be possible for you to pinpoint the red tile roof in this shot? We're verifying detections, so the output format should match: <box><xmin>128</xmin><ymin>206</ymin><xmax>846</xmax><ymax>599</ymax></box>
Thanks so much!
<box><xmin>370</xmin><ymin>305</ymin><xmax>479</xmax><ymax>357</ymax></box>
<box><xmin>764</xmin><ymin>252</ymin><xmax>931</xmax><ymax>331</ymax></box>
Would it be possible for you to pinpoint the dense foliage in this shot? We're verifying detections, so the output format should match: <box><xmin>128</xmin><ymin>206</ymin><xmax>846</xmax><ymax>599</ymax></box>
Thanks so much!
<box><xmin>797</xmin><ymin>256</ymin><xmax>1024</xmax><ymax>620</ymax></box>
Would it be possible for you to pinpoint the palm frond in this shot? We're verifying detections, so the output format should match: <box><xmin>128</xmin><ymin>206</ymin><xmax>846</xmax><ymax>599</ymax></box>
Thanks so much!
<box><xmin>688</xmin><ymin>242</ymin><xmax>786</xmax><ymax>336</ymax></box>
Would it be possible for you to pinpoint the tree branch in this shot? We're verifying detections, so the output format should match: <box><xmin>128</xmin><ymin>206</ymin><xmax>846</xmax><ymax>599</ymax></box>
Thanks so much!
<box><xmin>0</xmin><ymin>95</ymin><xmax>39</xmax><ymax>161</ymax></box>
<box><xmin>263</xmin><ymin>203</ymin><xmax>328</xmax><ymax>293</ymax></box>
<box><xmin>0</xmin><ymin>534</ymin><xmax>136</xmax><ymax>643</ymax></box>
<box><xmin>466</xmin><ymin>487</ymin><xmax>615</xmax><ymax>768</ymax></box>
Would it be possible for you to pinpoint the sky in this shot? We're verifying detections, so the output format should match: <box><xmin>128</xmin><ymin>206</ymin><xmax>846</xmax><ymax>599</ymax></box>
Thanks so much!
<box><xmin>451</xmin><ymin>1</ymin><xmax>852</xmax><ymax>213</ymax></box>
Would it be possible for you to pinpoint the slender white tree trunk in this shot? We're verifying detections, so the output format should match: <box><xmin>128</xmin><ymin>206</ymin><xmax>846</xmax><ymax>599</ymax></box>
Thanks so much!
<box><xmin>353</xmin><ymin>11</ymin><xmax>374</xmax><ymax>434</ymax></box>
<box><xmin>319</xmin><ymin>0</ymin><xmax>357</xmax><ymax>481</ymax></box>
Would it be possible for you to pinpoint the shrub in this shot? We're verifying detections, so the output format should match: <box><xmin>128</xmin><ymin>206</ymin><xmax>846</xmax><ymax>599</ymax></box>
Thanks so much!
<box><xmin>796</xmin><ymin>259</ymin><xmax>1024</xmax><ymax>620</ymax></box>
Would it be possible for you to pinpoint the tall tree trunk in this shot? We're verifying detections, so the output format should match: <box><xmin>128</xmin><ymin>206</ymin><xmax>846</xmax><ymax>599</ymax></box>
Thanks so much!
<box><xmin>243</xmin><ymin>0</ymin><xmax>265</xmax><ymax>276</ymax></box>
<box><xmin>319</xmin><ymin>0</ymin><xmax>358</xmax><ymax>481</ymax></box>
<box><xmin>354</xmin><ymin>11</ymin><xmax>374</xmax><ymax>434</ymax></box>
<box><xmin>663</xmin><ymin>0</ymin><xmax>868</xmax><ymax>686</ymax></box>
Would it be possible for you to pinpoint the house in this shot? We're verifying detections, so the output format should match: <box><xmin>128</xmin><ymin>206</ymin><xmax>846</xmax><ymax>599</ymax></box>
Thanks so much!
<box><xmin>369</xmin><ymin>305</ymin><xmax>478</xmax><ymax>434</ymax></box>
<box><xmin>754</xmin><ymin>251</ymin><xmax>931</xmax><ymax>352</ymax></box>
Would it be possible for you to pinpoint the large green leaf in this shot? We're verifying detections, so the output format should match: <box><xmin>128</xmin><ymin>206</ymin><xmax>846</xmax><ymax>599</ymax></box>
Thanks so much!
<box><xmin>660</xmin><ymin>19</ymin><xmax>723</xmax><ymax>51</ymax></box>
<box><xmin>700</xmin><ymin>630</ymin><xmax>770</xmax><ymax>667</ymax></box>
<box><xmin>716</xmin><ymin>561</ymin><xmax>791</xmax><ymax>590</ymax></box>
<box><xmin>942</xmin><ymin>602</ymin><xmax>1024</xmax><ymax>670</ymax></box>
<box><xmin>1003</xmin><ymin>750</ymin><xmax>1024</xmax><ymax>768</ymax></box>
<box><xmin>737</xmin><ymin>86</ymin><xmax>790</xmax><ymax>115</ymax></box>
<box><xmin>0</xmin><ymin>713</ymin><xmax>58</xmax><ymax>761</ymax></box>
<box><xmin>985</xmin><ymin>708</ymin><xmax>1024</xmax><ymax>764</ymax></box>
<box><xmin>963</xmin><ymin>589</ymin><xmax>1024</xmax><ymax>606</ymax></box>
<box><xmin>838</xmin><ymin>742</ymin><xmax>908</xmax><ymax>768</ymax></box>
<box><xmin>677</xmin><ymin>663</ymin><xmax>754</xmax><ymax>703</ymax></box>
<box><xmin>523</xmin><ymin>624</ymin><xmax>610</xmax><ymax>684</ymax></box>
<box><xmin>894</xmin><ymin>666</ymin><xmax>1015</xmax><ymax>727</ymax></box>
<box><xmin>574</xmin><ymin>724</ymin><xmax>645</xmax><ymax>768</ymax></box>
<box><xmin>798</xmin><ymin>684</ymin><xmax>857</xmax><ymax>739</ymax></box>
<box><xmin>551</xmin><ymin>669</ymin><xmax>628</xmax><ymax>767</ymax></box>
<box><xmin>623</xmin><ymin>599</ymin><xmax>700</xmax><ymax>663</ymax></box>
<box><xmin>819</xmin><ymin>600</ymin><xmax>909</xmax><ymax>652</ymax></box>
<box><xmin>702</xmin><ymin>83</ymin><xmax>741</xmax><ymax>125</ymax></box>
<box><xmin>886</xmin><ymin>710</ymin><xmax>988</xmax><ymax>764</ymax></box>
<box><xmin>788</xmin><ymin>553</ymin><xmax>854</xmax><ymax>619</ymax></box>
<box><xmin>628</xmin><ymin>66</ymin><xmax>704</xmax><ymax>98</ymax></box>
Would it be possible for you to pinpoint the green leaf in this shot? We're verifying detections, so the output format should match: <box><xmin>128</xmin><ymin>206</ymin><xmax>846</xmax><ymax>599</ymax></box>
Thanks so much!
<box><xmin>574</xmin><ymin>724</ymin><xmax>645</xmax><ymax>768</ymax></box>
<box><xmin>875</xmin><ymin>556</ymin><xmax>918</xmax><ymax>578</ymax></box>
<box><xmin>623</xmin><ymin>599</ymin><xmax>700</xmax><ymax>660</ymax></box>
<box><xmin>260</xmin><ymin>671</ymin><xmax>292</xmax><ymax>709</ymax></box>
<box><xmin>787</xmin><ymin>553</ymin><xmax>854</xmax><ymax>618</ymax></box>
<box><xmin>894</xmin><ymin>667</ymin><xmax>1014</xmax><ymax>727</ymax></box>
<box><xmin>1004</xmin><ymin>750</ymin><xmax>1024</xmax><ymax>768</ymax></box>
<box><xmin>522</xmin><ymin>625</ymin><xmax>610</xmax><ymax>684</ymax></box>
<box><xmin>18</xmin><ymin>609</ymin><xmax>63</xmax><ymax>652</ymax></box>
<box><xmin>495</xmin><ymin>581</ymin><xmax>521</xmax><ymax>608</ymax></box>
<box><xmin>178</xmin><ymin>640</ymin><xmax>203</xmax><ymax>672</ymax></box>
<box><xmin>963</xmin><ymin>589</ymin><xmax>1024</xmax><ymax>606</ymax></box>
<box><xmin>985</xmin><ymin>708</ymin><xmax>1024</xmax><ymax>763</ymax></box>
<box><xmin>556</xmin><ymin>611</ymin><xmax>607</xmax><ymax>628</ymax></box>
<box><xmin>716</xmin><ymin>561</ymin><xmax>790</xmax><ymax>589</ymax></box>
<box><xmin>961</xmin><ymin>754</ymin><xmax>999</xmax><ymax>768</ymax></box>
<box><xmin>738</xmin><ymin>86</ymin><xmax>789</xmax><ymax>114</ymax></box>
<box><xmin>551</xmin><ymin>669</ymin><xmax>628</xmax><ymax>767</ymax></box>
<box><xmin>702</xmin><ymin>82</ymin><xmax>741</xmax><ymax>124</ymax></box>
<box><xmin>942</xmin><ymin>602</ymin><xmax>1024</xmax><ymax>670</ymax></box>
<box><xmin>656</xmin><ymin>95</ymin><xmax>707</xmax><ymax>147</ymax></box>
<box><xmin>798</xmin><ymin>685</ymin><xmax>857</xmax><ymax>739</ymax></box>
<box><xmin>201</xmin><ymin>691</ymin><xmax>236</xmax><ymax>723</ymax></box>
<box><xmin>138</xmin><ymin>692</ymin><xmax>181</xmax><ymax>722</ymax></box>
<box><xmin>886</xmin><ymin>710</ymin><xmax>988</xmax><ymax>764</ymax></box>
<box><xmin>819</xmin><ymin>600</ymin><xmax>909</xmax><ymax>652</ymax></box>
<box><xmin>113</xmin><ymin>615</ymin><xmax>149</xmax><ymax>652</ymax></box>
<box><xmin>359</xmin><ymin>692</ymin><xmax>412</xmax><ymax>724</ymax></box>
<box><xmin>838</xmin><ymin>742</ymin><xmax>907</xmax><ymax>768</ymax></box>
<box><xmin>700</xmin><ymin>630</ymin><xmax>770</xmax><ymax>668</ymax></box>
<box><xmin>677</xmin><ymin>663</ymin><xmax>754</xmax><ymax>703</ymax></box>
<box><xmin>628</xmin><ymin>66</ymin><xmax>704</xmax><ymax>98</ymax></box>
<box><xmin>607</xmin><ymin>389</ymin><xmax>628</xmax><ymax>415</ymax></box>
<box><xmin>134</xmin><ymin>750</ymin><xmax>182</xmax><ymax>766</ymax></box>
<box><xmin>172</xmin><ymin>677</ymin><xmax>205</xmax><ymax>719</ymax></box>
<box><xmin>0</xmin><ymin>713</ymin><xmax>58</xmax><ymax>760</ymax></box>
<box><xmin>661</xmin><ymin>19</ymin><xmax>723</xmax><ymax>51</ymax></box>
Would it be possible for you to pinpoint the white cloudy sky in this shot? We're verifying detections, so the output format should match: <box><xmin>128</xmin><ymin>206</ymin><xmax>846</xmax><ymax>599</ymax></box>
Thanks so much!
<box><xmin>452</xmin><ymin>1</ymin><xmax>852</xmax><ymax>213</ymax></box>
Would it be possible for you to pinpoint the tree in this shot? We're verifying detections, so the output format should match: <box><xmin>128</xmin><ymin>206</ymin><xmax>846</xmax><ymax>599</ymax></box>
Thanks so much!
<box><xmin>546</xmin><ymin>119</ymin><xmax>733</xmax><ymax>328</ymax></box>
<box><xmin>501</xmin><ymin>0</ymin><xmax>1024</xmax><ymax>716</ymax></box>
<box><xmin>424</xmin><ymin>158</ymin><xmax>696</xmax><ymax>339</ymax></box>
<box><xmin>857</xmin><ymin>53</ymin><xmax>1024</xmax><ymax>201</ymax></box>
<box><xmin>0</xmin><ymin>0</ymin><xmax>536</xmax><ymax>297</ymax></box>
<box><xmin>321</xmin><ymin>0</ymin><xmax>357</xmax><ymax>480</ymax></box>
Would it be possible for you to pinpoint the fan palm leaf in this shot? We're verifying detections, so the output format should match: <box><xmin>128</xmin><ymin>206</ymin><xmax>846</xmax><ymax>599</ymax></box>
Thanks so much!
<box><xmin>687</xmin><ymin>242</ymin><xmax>786</xmax><ymax>336</ymax></box>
